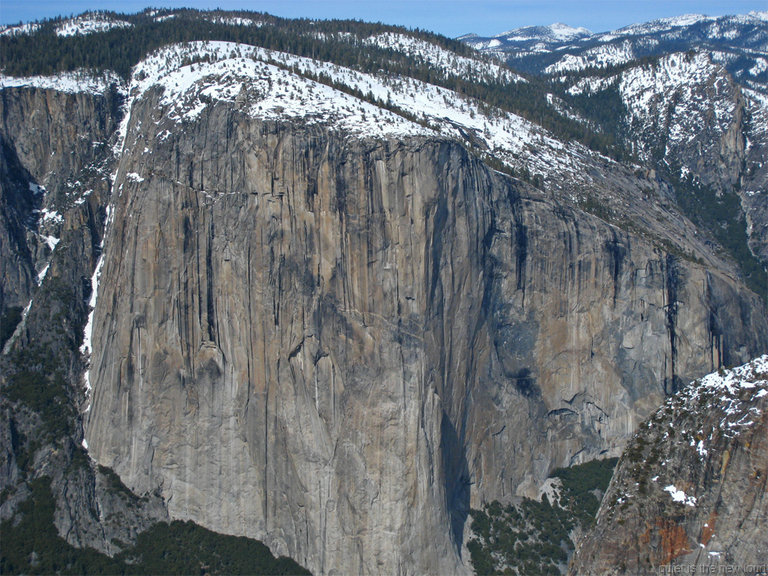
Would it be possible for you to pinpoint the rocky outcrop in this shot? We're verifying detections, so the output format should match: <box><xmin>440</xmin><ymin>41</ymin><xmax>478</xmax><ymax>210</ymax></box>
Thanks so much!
<box><xmin>0</xmin><ymin>86</ymin><xmax>121</xmax><ymax>320</ymax></box>
<box><xmin>0</xmin><ymin>404</ymin><xmax>169</xmax><ymax>557</ymax></box>
<box><xmin>620</xmin><ymin>53</ymin><xmax>747</xmax><ymax>193</ymax></box>
<box><xmin>741</xmin><ymin>99</ymin><xmax>768</xmax><ymax>265</ymax></box>
<box><xmin>85</xmin><ymin>83</ymin><xmax>768</xmax><ymax>574</ymax></box>
<box><xmin>570</xmin><ymin>355</ymin><xmax>768</xmax><ymax>573</ymax></box>
<box><xmin>0</xmin><ymin>82</ymin><xmax>172</xmax><ymax>557</ymax></box>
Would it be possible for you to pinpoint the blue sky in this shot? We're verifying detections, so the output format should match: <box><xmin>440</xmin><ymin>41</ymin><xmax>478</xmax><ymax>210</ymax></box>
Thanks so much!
<box><xmin>1</xmin><ymin>0</ymin><xmax>766</xmax><ymax>37</ymax></box>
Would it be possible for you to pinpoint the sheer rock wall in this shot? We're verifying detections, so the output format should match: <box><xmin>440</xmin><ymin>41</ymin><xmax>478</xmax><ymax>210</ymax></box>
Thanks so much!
<box><xmin>84</xmin><ymin>92</ymin><xmax>768</xmax><ymax>574</ymax></box>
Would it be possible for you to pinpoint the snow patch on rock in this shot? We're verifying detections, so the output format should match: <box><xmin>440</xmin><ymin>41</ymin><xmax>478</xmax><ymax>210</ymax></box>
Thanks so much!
<box><xmin>664</xmin><ymin>484</ymin><xmax>697</xmax><ymax>507</ymax></box>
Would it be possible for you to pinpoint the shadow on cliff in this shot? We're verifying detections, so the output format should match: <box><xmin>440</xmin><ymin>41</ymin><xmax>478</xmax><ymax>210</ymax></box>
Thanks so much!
<box><xmin>0</xmin><ymin>134</ymin><xmax>39</xmax><ymax>317</ymax></box>
<box><xmin>441</xmin><ymin>410</ymin><xmax>470</xmax><ymax>556</ymax></box>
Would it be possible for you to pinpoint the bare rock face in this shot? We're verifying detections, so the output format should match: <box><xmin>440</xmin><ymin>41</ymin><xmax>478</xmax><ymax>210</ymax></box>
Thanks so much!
<box><xmin>560</xmin><ymin>52</ymin><xmax>768</xmax><ymax>276</ymax></box>
<box><xmin>742</xmin><ymin>100</ymin><xmax>768</xmax><ymax>265</ymax></box>
<box><xmin>570</xmin><ymin>356</ymin><xmax>768</xmax><ymax>574</ymax></box>
<box><xmin>85</xmin><ymin>89</ymin><xmax>768</xmax><ymax>574</ymax></box>
<box><xmin>0</xmin><ymin>84</ymin><xmax>170</xmax><ymax>558</ymax></box>
<box><xmin>0</xmin><ymin>134</ymin><xmax>37</xmax><ymax>317</ymax></box>
<box><xmin>0</xmin><ymin>87</ymin><xmax>120</xmax><ymax>196</ymax></box>
<box><xmin>0</xmin><ymin>86</ymin><xmax>120</xmax><ymax>318</ymax></box>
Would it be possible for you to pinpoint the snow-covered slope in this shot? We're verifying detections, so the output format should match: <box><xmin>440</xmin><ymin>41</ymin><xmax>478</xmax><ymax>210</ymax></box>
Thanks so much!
<box><xmin>460</xmin><ymin>23</ymin><xmax>592</xmax><ymax>54</ymax></box>
<box><xmin>617</xmin><ymin>52</ymin><xmax>734</xmax><ymax>148</ymax></box>
<box><xmin>0</xmin><ymin>22</ymin><xmax>41</xmax><ymax>37</ymax></box>
<box><xmin>362</xmin><ymin>32</ymin><xmax>524</xmax><ymax>83</ymax></box>
<box><xmin>567</xmin><ymin>51</ymin><xmax>733</xmax><ymax>137</ymax></box>
<box><xmin>545</xmin><ymin>40</ymin><xmax>640</xmax><ymax>73</ymax></box>
<box><xmin>565</xmin><ymin>51</ymin><xmax>744</xmax><ymax>183</ymax></box>
<box><xmin>55</xmin><ymin>13</ymin><xmax>133</xmax><ymax>37</ymax></box>
<box><xmin>123</xmin><ymin>41</ymin><xmax>594</xmax><ymax>186</ymax></box>
<box><xmin>130</xmin><ymin>42</ymin><xmax>429</xmax><ymax>139</ymax></box>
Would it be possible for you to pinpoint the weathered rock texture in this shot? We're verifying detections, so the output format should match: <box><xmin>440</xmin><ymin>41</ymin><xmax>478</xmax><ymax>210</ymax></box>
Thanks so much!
<box><xmin>85</xmin><ymin>89</ymin><xmax>768</xmax><ymax>574</ymax></box>
<box><xmin>570</xmin><ymin>356</ymin><xmax>768</xmax><ymax>574</ymax></box>
<box><xmin>742</xmin><ymin>100</ymin><xmax>768</xmax><ymax>265</ymax></box>
<box><xmin>614</xmin><ymin>53</ymin><xmax>768</xmax><ymax>271</ymax></box>
<box><xmin>0</xmin><ymin>86</ymin><xmax>120</xmax><ymax>318</ymax></box>
<box><xmin>622</xmin><ymin>54</ymin><xmax>747</xmax><ymax>194</ymax></box>
<box><xmin>0</xmin><ymin>85</ymin><xmax>168</xmax><ymax>556</ymax></box>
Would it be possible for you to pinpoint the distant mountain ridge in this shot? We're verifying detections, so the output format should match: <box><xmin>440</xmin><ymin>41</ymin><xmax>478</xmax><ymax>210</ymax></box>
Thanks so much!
<box><xmin>461</xmin><ymin>11</ymin><xmax>768</xmax><ymax>90</ymax></box>
<box><xmin>458</xmin><ymin>23</ymin><xmax>591</xmax><ymax>51</ymax></box>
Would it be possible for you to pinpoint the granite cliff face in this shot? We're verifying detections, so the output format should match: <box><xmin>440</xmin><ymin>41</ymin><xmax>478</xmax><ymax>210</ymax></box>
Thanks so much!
<box><xmin>0</xmin><ymin>85</ymin><xmax>120</xmax><ymax>321</ymax></box>
<box><xmin>83</xmin><ymin>64</ymin><xmax>768</xmax><ymax>574</ymax></box>
<box><xmin>570</xmin><ymin>356</ymin><xmax>768</xmax><ymax>573</ymax></box>
<box><xmin>0</xmin><ymin>15</ymin><xmax>767</xmax><ymax>575</ymax></box>
<box><xmin>0</xmin><ymin>84</ymin><xmax>170</xmax><ymax>557</ymax></box>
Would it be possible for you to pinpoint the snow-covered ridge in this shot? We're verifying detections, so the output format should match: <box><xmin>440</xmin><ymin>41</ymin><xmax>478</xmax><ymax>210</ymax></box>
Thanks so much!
<box><xmin>205</xmin><ymin>15</ymin><xmax>264</xmax><ymax>27</ymax></box>
<box><xmin>131</xmin><ymin>41</ymin><xmax>431</xmax><ymax>138</ymax></box>
<box><xmin>540</xmin><ymin>22</ymin><xmax>592</xmax><ymax>41</ymax></box>
<box><xmin>499</xmin><ymin>22</ymin><xmax>592</xmax><ymax>42</ymax></box>
<box><xmin>362</xmin><ymin>32</ymin><xmax>524</xmax><ymax>84</ymax></box>
<box><xmin>55</xmin><ymin>14</ymin><xmax>133</xmax><ymax>37</ymax></box>
<box><xmin>1</xmin><ymin>38</ymin><xmax>607</xmax><ymax>212</ymax></box>
<box><xmin>588</xmin><ymin>12</ymin><xmax>768</xmax><ymax>48</ymax></box>
<box><xmin>647</xmin><ymin>355</ymin><xmax>768</xmax><ymax>448</ymax></box>
<box><xmin>130</xmin><ymin>41</ymin><xmax>591</xmax><ymax>183</ymax></box>
<box><xmin>0</xmin><ymin>70</ymin><xmax>125</xmax><ymax>94</ymax></box>
<box><xmin>545</xmin><ymin>40</ymin><xmax>640</xmax><ymax>74</ymax></box>
<box><xmin>613</xmin><ymin>14</ymin><xmax>717</xmax><ymax>36</ymax></box>
<box><xmin>465</xmin><ymin>11</ymin><xmax>768</xmax><ymax>84</ymax></box>
<box><xmin>0</xmin><ymin>22</ymin><xmax>41</xmax><ymax>37</ymax></box>
<box><xmin>459</xmin><ymin>23</ymin><xmax>592</xmax><ymax>53</ymax></box>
